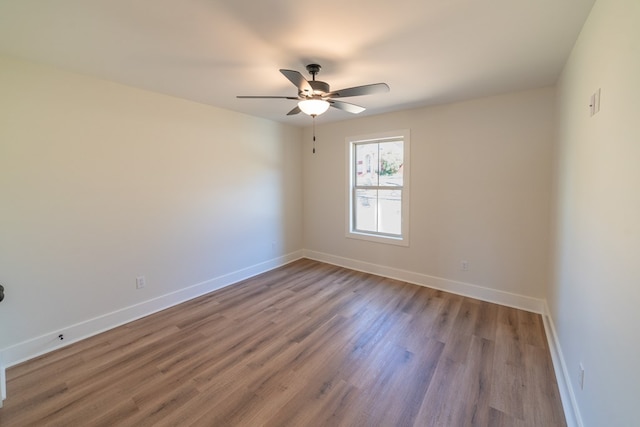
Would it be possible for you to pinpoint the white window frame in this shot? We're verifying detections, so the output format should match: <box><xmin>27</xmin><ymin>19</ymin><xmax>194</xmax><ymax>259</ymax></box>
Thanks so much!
<box><xmin>345</xmin><ymin>129</ymin><xmax>410</xmax><ymax>246</ymax></box>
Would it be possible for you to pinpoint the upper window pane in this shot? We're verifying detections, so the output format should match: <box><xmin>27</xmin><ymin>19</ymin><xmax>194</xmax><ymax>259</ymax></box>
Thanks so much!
<box><xmin>355</xmin><ymin>140</ymin><xmax>404</xmax><ymax>187</ymax></box>
<box><xmin>378</xmin><ymin>141</ymin><xmax>403</xmax><ymax>187</ymax></box>
<box><xmin>355</xmin><ymin>143</ymin><xmax>379</xmax><ymax>187</ymax></box>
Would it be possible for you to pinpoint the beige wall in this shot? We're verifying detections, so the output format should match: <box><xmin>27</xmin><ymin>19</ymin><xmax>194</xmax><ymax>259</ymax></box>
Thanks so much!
<box><xmin>551</xmin><ymin>0</ymin><xmax>640</xmax><ymax>425</ymax></box>
<box><xmin>0</xmin><ymin>56</ymin><xmax>303</xmax><ymax>356</ymax></box>
<box><xmin>303</xmin><ymin>87</ymin><xmax>555</xmax><ymax>300</ymax></box>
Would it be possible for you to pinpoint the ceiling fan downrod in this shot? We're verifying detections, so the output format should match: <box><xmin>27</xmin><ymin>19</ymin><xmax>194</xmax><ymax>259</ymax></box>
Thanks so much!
<box><xmin>306</xmin><ymin>63</ymin><xmax>321</xmax><ymax>81</ymax></box>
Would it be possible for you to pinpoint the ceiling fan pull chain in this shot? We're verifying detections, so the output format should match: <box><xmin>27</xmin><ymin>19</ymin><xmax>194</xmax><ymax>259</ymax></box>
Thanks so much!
<box><xmin>312</xmin><ymin>115</ymin><xmax>316</xmax><ymax>154</ymax></box>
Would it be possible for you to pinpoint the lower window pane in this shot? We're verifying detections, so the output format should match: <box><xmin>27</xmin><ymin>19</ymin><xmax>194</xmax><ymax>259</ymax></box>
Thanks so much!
<box><xmin>355</xmin><ymin>189</ymin><xmax>402</xmax><ymax>235</ymax></box>
<box><xmin>377</xmin><ymin>189</ymin><xmax>402</xmax><ymax>235</ymax></box>
<box><xmin>355</xmin><ymin>189</ymin><xmax>377</xmax><ymax>233</ymax></box>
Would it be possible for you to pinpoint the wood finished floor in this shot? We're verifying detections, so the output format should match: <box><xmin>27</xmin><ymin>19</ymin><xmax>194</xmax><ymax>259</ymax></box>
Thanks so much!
<box><xmin>0</xmin><ymin>259</ymin><xmax>566</xmax><ymax>426</ymax></box>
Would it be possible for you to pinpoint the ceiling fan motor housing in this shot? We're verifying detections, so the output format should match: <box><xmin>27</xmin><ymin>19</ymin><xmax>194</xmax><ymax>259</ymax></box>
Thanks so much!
<box><xmin>302</xmin><ymin>80</ymin><xmax>330</xmax><ymax>98</ymax></box>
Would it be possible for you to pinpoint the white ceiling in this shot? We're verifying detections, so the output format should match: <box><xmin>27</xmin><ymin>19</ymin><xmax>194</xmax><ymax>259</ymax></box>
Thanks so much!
<box><xmin>0</xmin><ymin>0</ymin><xmax>595</xmax><ymax>126</ymax></box>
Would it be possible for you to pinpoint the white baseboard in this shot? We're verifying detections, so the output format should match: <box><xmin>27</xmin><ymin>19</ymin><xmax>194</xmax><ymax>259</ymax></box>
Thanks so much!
<box><xmin>542</xmin><ymin>303</ymin><xmax>583</xmax><ymax>427</ymax></box>
<box><xmin>0</xmin><ymin>251</ymin><xmax>303</xmax><ymax>372</ymax></box>
<box><xmin>303</xmin><ymin>250</ymin><xmax>546</xmax><ymax>313</ymax></box>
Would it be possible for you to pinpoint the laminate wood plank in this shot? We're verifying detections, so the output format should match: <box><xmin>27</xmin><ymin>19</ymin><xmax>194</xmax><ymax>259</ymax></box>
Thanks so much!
<box><xmin>425</xmin><ymin>291</ymin><xmax>464</xmax><ymax>342</ymax></box>
<box><xmin>415</xmin><ymin>355</ymin><xmax>468</xmax><ymax>426</ymax></box>
<box><xmin>364</xmin><ymin>341</ymin><xmax>444</xmax><ymax>426</ymax></box>
<box><xmin>518</xmin><ymin>308</ymin><xmax>548</xmax><ymax>349</ymax></box>
<box><xmin>415</xmin><ymin>337</ymin><xmax>491</xmax><ymax>426</ymax></box>
<box><xmin>254</xmin><ymin>350</ymin><xmax>355</xmax><ymax>426</ymax></box>
<box><xmin>473</xmin><ymin>299</ymin><xmax>499</xmax><ymax>341</ymax></box>
<box><xmin>0</xmin><ymin>259</ymin><xmax>566</xmax><ymax>426</ymax></box>
<box><xmin>458</xmin><ymin>335</ymin><xmax>495</xmax><ymax>426</ymax></box>
<box><xmin>89</xmin><ymin>399</ymin><xmax>140</xmax><ymax>427</ymax></box>
<box><xmin>126</xmin><ymin>382</ymin><xmax>200</xmax><ymax>427</ymax></box>
<box><xmin>490</xmin><ymin>363</ymin><xmax>526</xmax><ymax>421</ymax></box>
<box><xmin>195</xmin><ymin>322</ymin><xmax>349</xmax><ymax>426</ymax></box>
<box><xmin>490</xmin><ymin>312</ymin><xmax>527</xmax><ymax>421</ymax></box>
<box><xmin>522</xmin><ymin>344</ymin><xmax>567</xmax><ymax>426</ymax></box>
<box><xmin>5</xmin><ymin>352</ymin><xmax>82</xmax><ymax>402</ymax></box>
<box><xmin>440</xmin><ymin>298</ymin><xmax>480</xmax><ymax>363</ymax></box>
<box><xmin>488</xmin><ymin>406</ymin><xmax>529</xmax><ymax>427</ymax></box>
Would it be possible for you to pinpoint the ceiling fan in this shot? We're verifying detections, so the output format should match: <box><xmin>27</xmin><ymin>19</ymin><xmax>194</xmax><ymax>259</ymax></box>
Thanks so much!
<box><xmin>237</xmin><ymin>64</ymin><xmax>390</xmax><ymax>117</ymax></box>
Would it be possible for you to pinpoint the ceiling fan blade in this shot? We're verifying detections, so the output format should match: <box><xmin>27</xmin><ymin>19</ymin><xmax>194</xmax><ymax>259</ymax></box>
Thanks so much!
<box><xmin>236</xmin><ymin>96</ymin><xmax>299</xmax><ymax>99</ymax></box>
<box><xmin>280</xmin><ymin>69</ymin><xmax>312</xmax><ymax>94</ymax></box>
<box><xmin>329</xmin><ymin>100</ymin><xmax>366</xmax><ymax>114</ymax></box>
<box><xmin>326</xmin><ymin>83</ymin><xmax>390</xmax><ymax>99</ymax></box>
<box><xmin>286</xmin><ymin>106</ymin><xmax>301</xmax><ymax>115</ymax></box>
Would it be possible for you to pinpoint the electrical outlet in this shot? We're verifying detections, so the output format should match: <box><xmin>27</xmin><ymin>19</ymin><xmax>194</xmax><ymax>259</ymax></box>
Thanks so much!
<box><xmin>460</xmin><ymin>260</ymin><xmax>469</xmax><ymax>271</ymax></box>
<box><xmin>136</xmin><ymin>276</ymin><xmax>146</xmax><ymax>289</ymax></box>
<box><xmin>579</xmin><ymin>363</ymin><xmax>585</xmax><ymax>390</ymax></box>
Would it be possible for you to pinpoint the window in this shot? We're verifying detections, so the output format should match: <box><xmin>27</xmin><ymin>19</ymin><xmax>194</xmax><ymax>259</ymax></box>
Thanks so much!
<box><xmin>346</xmin><ymin>130</ymin><xmax>410</xmax><ymax>246</ymax></box>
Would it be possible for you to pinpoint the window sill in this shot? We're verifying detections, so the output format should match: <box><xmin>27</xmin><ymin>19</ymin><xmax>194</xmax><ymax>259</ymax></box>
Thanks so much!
<box><xmin>346</xmin><ymin>231</ymin><xmax>409</xmax><ymax>247</ymax></box>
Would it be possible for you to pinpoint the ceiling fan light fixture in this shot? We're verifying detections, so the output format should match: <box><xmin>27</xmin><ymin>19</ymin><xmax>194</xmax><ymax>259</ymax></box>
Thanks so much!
<box><xmin>298</xmin><ymin>99</ymin><xmax>330</xmax><ymax>116</ymax></box>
